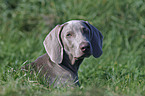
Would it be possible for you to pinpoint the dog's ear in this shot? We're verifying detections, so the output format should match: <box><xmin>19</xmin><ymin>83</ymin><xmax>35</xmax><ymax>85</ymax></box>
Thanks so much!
<box><xmin>84</xmin><ymin>21</ymin><xmax>103</xmax><ymax>58</ymax></box>
<box><xmin>43</xmin><ymin>25</ymin><xmax>64</xmax><ymax>64</ymax></box>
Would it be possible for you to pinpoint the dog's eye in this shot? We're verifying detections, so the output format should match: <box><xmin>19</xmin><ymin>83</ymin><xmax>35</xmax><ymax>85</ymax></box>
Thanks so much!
<box><xmin>66</xmin><ymin>33</ymin><xmax>72</xmax><ymax>37</ymax></box>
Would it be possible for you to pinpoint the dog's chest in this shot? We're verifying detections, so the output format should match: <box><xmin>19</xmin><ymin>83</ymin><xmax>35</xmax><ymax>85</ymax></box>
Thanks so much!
<box><xmin>47</xmin><ymin>64</ymin><xmax>77</xmax><ymax>87</ymax></box>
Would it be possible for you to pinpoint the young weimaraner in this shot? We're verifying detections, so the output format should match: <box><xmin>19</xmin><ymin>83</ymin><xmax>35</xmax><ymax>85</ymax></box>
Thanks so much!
<box><xmin>23</xmin><ymin>20</ymin><xmax>103</xmax><ymax>87</ymax></box>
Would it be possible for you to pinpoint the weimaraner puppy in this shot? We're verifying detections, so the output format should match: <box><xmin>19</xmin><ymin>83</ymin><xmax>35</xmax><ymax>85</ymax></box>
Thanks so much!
<box><xmin>23</xmin><ymin>20</ymin><xmax>103</xmax><ymax>87</ymax></box>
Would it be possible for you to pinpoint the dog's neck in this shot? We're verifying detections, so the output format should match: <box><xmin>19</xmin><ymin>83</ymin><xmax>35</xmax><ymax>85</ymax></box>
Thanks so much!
<box><xmin>60</xmin><ymin>51</ymin><xmax>84</xmax><ymax>74</ymax></box>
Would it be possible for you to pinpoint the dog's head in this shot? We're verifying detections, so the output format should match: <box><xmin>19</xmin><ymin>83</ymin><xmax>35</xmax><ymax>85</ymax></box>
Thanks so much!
<box><xmin>43</xmin><ymin>20</ymin><xmax>103</xmax><ymax>64</ymax></box>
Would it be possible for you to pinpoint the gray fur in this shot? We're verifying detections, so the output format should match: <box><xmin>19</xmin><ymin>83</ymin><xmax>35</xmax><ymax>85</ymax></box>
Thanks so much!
<box><xmin>22</xmin><ymin>20</ymin><xmax>103</xmax><ymax>87</ymax></box>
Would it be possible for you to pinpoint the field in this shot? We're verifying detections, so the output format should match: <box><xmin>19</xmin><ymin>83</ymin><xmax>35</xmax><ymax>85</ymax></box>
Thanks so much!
<box><xmin>0</xmin><ymin>0</ymin><xmax>145</xmax><ymax>95</ymax></box>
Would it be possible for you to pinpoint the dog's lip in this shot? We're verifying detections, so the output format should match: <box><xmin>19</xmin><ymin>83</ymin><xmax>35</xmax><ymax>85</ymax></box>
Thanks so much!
<box><xmin>74</xmin><ymin>57</ymin><xmax>84</xmax><ymax>60</ymax></box>
<box><xmin>74</xmin><ymin>53</ymin><xmax>91</xmax><ymax>60</ymax></box>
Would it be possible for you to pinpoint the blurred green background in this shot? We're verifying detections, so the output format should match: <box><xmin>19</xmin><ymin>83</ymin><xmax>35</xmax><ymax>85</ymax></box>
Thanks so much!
<box><xmin>0</xmin><ymin>0</ymin><xmax>145</xmax><ymax>95</ymax></box>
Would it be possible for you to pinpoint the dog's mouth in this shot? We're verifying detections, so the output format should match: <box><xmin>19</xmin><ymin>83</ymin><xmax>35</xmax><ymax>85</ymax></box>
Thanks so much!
<box><xmin>74</xmin><ymin>53</ymin><xmax>91</xmax><ymax>60</ymax></box>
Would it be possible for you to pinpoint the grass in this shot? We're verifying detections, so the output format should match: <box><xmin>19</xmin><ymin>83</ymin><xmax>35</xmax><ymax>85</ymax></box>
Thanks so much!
<box><xmin>0</xmin><ymin>0</ymin><xmax>145</xmax><ymax>95</ymax></box>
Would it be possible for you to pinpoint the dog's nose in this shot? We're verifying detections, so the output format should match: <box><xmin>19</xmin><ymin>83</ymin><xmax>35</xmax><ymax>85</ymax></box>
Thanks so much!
<box><xmin>79</xmin><ymin>42</ymin><xmax>90</xmax><ymax>53</ymax></box>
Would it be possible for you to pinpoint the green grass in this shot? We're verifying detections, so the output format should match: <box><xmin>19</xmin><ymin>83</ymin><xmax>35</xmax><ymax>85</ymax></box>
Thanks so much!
<box><xmin>0</xmin><ymin>0</ymin><xmax>145</xmax><ymax>95</ymax></box>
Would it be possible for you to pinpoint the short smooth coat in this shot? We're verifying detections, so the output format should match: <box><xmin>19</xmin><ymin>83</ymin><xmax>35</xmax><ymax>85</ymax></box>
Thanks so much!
<box><xmin>23</xmin><ymin>20</ymin><xmax>103</xmax><ymax>87</ymax></box>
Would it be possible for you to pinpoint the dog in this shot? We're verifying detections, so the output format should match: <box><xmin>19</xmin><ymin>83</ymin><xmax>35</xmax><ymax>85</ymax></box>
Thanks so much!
<box><xmin>22</xmin><ymin>20</ymin><xmax>103</xmax><ymax>87</ymax></box>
